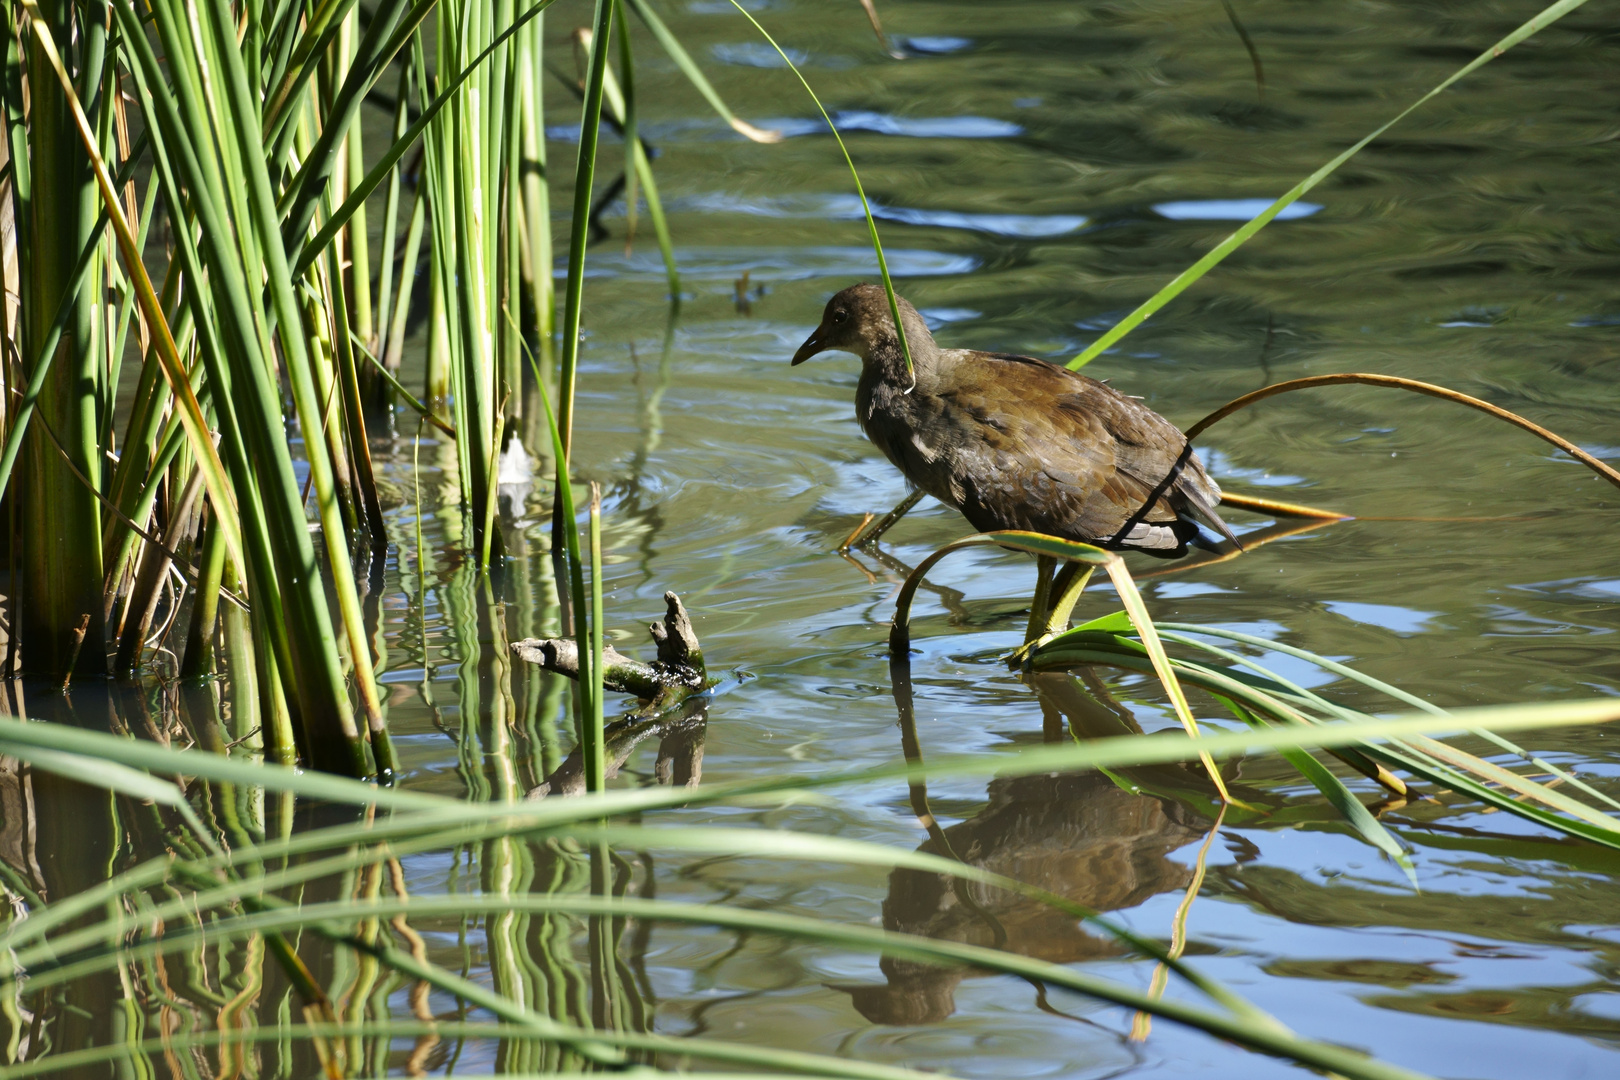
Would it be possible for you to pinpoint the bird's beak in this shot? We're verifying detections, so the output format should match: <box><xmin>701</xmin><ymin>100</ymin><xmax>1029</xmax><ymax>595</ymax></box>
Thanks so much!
<box><xmin>790</xmin><ymin>326</ymin><xmax>826</xmax><ymax>366</ymax></box>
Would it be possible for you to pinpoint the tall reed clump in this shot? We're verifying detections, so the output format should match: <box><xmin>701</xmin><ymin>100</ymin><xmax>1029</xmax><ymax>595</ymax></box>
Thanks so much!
<box><xmin>0</xmin><ymin>0</ymin><xmax>427</xmax><ymax>776</ymax></box>
<box><xmin>0</xmin><ymin>0</ymin><xmax>762</xmax><ymax>778</ymax></box>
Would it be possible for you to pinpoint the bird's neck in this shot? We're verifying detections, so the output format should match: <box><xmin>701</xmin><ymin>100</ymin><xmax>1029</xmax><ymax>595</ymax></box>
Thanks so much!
<box><xmin>864</xmin><ymin>317</ymin><xmax>941</xmax><ymax>388</ymax></box>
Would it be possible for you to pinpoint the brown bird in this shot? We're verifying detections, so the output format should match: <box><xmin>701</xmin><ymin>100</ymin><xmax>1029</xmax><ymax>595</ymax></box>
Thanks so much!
<box><xmin>791</xmin><ymin>283</ymin><xmax>1238</xmax><ymax>557</ymax></box>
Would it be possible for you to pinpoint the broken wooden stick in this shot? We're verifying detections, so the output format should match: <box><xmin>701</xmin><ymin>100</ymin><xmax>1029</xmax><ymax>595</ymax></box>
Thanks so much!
<box><xmin>511</xmin><ymin>591</ymin><xmax>710</xmax><ymax>713</ymax></box>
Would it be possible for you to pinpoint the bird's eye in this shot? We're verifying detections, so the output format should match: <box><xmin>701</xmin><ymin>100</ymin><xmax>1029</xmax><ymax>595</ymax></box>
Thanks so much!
<box><xmin>832</xmin><ymin>309</ymin><xmax>848</xmax><ymax>324</ymax></box>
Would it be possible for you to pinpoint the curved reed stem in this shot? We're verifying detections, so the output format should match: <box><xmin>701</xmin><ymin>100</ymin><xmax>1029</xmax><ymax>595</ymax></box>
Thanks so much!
<box><xmin>1186</xmin><ymin>373</ymin><xmax>1620</xmax><ymax>491</ymax></box>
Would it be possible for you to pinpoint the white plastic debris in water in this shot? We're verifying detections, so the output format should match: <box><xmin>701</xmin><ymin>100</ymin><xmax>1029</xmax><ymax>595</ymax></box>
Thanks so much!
<box><xmin>497</xmin><ymin>434</ymin><xmax>535</xmax><ymax>523</ymax></box>
<box><xmin>498</xmin><ymin>434</ymin><xmax>534</xmax><ymax>486</ymax></box>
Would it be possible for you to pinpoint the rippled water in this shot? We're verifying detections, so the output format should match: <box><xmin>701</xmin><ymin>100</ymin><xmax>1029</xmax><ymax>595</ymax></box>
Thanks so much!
<box><xmin>23</xmin><ymin>1</ymin><xmax>1620</xmax><ymax>1076</ymax></box>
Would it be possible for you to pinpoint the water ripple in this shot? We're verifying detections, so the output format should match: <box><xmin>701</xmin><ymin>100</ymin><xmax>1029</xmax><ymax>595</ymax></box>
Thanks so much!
<box><xmin>769</xmin><ymin>109</ymin><xmax>1023</xmax><ymax>140</ymax></box>
<box><xmin>900</xmin><ymin>35</ymin><xmax>972</xmax><ymax>55</ymax></box>
<box><xmin>710</xmin><ymin>42</ymin><xmax>805</xmax><ymax>68</ymax></box>
<box><xmin>1152</xmin><ymin>198</ymin><xmax>1322</xmax><ymax>221</ymax></box>
<box><xmin>677</xmin><ymin>191</ymin><xmax>1084</xmax><ymax>238</ymax></box>
<box><xmin>566</xmin><ymin>245</ymin><xmax>977</xmax><ymax>282</ymax></box>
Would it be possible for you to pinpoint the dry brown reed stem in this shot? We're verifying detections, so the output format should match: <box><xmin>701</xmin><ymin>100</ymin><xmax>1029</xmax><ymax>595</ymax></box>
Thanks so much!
<box><xmin>1186</xmin><ymin>373</ymin><xmax>1620</xmax><ymax>491</ymax></box>
<box><xmin>1217</xmin><ymin>492</ymin><xmax>1347</xmax><ymax>520</ymax></box>
<box><xmin>857</xmin><ymin>0</ymin><xmax>905</xmax><ymax>59</ymax></box>
<box><xmin>1135</xmin><ymin>516</ymin><xmax>1338</xmax><ymax>580</ymax></box>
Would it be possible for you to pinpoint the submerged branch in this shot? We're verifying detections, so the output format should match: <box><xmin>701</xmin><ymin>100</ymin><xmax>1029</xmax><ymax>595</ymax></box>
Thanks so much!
<box><xmin>512</xmin><ymin>591</ymin><xmax>710</xmax><ymax>711</ymax></box>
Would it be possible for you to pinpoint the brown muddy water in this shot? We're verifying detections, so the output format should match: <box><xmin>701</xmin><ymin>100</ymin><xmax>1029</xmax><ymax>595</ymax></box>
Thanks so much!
<box><xmin>11</xmin><ymin>1</ymin><xmax>1620</xmax><ymax>1076</ymax></box>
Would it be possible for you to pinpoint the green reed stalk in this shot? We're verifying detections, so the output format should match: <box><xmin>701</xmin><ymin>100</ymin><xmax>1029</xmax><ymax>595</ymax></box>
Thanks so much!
<box><xmin>535</xmin><ymin>384</ymin><xmax>594</xmax><ymax>765</ymax></box>
<box><xmin>415</xmin><ymin>42</ymin><xmax>455</xmax><ymax>411</ymax></box>
<box><xmin>276</xmin><ymin>0</ymin><xmax>420</xmax><ymax>252</ymax></box>
<box><xmin>516</xmin><ymin>0</ymin><xmax>554</xmax><ymax>369</ymax></box>
<box><xmin>262</xmin><ymin>0</ymin><xmax>365</xmax><ymax>158</ymax></box>
<box><xmin>422</xmin><ymin>0</ymin><xmax>547</xmax><ymax>564</ymax></box>
<box><xmin>615</xmin><ymin>0</ymin><xmax>638</xmax><ymax>249</ymax></box>
<box><xmin>385</xmin><ymin>185</ymin><xmax>427</xmax><ymax>375</ymax></box>
<box><xmin>588</xmin><ymin>484</ymin><xmax>605</xmax><ymax>793</ymax></box>
<box><xmin>178</xmin><ymin>511</ymin><xmax>228</xmax><ymax>679</ymax></box>
<box><xmin>7</xmin><ymin>0</ymin><xmax>107</xmax><ymax>678</ymax></box>
<box><xmin>324</xmin><ymin>244</ymin><xmax>387</xmax><ymax>543</ymax></box>
<box><xmin>598</xmin><ymin>27</ymin><xmax>678</xmax><ymax>298</ymax></box>
<box><xmin>198</xmin><ymin>0</ymin><xmax>384</xmax><ymax>770</ymax></box>
<box><xmin>112</xmin><ymin>0</ymin><xmax>371</xmax><ymax>772</ymax></box>
<box><xmin>555</xmin><ymin>0</ymin><xmax>615</xmax><ymax>460</ymax></box>
<box><xmin>297</xmin><ymin>0</ymin><xmax>561</xmax><ymax>281</ymax></box>
<box><xmin>496</xmin><ymin>0</ymin><xmax>525</xmax><ymax>430</ymax></box>
<box><xmin>0</xmin><ymin>141</ymin><xmax>147</xmax><ymax>506</ymax></box>
<box><xmin>373</xmin><ymin>57</ymin><xmax>411</xmax><ymax>392</ymax></box>
<box><xmin>339</xmin><ymin>7</ymin><xmax>373</xmax><ymax>351</ymax></box>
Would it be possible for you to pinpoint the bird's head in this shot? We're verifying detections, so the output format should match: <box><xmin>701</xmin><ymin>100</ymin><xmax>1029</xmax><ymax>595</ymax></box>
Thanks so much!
<box><xmin>790</xmin><ymin>283</ymin><xmax>930</xmax><ymax>367</ymax></box>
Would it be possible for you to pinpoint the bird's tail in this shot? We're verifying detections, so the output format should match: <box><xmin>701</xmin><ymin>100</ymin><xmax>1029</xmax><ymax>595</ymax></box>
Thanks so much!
<box><xmin>1180</xmin><ymin>486</ymin><xmax>1244</xmax><ymax>552</ymax></box>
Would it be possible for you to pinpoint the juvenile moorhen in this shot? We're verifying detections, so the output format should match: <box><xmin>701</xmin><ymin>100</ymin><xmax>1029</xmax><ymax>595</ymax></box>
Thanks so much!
<box><xmin>791</xmin><ymin>283</ymin><xmax>1237</xmax><ymax>557</ymax></box>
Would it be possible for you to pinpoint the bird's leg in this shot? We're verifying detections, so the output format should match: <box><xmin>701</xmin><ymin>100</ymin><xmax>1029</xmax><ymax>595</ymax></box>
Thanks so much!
<box><xmin>838</xmin><ymin>513</ymin><xmax>876</xmax><ymax>552</ymax></box>
<box><xmin>1041</xmin><ymin>563</ymin><xmax>1095</xmax><ymax>638</ymax></box>
<box><xmin>839</xmin><ymin>489</ymin><xmax>924</xmax><ymax>552</ymax></box>
<box><xmin>1010</xmin><ymin>559</ymin><xmax>1093</xmax><ymax>669</ymax></box>
<box><xmin>1021</xmin><ymin>555</ymin><xmax>1058</xmax><ymax>646</ymax></box>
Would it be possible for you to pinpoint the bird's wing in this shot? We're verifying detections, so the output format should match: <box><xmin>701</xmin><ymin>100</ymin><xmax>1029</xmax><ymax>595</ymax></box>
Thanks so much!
<box><xmin>934</xmin><ymin>356</ymin><xmax>1175</xmax><ymax>544</ymax></box>
<box><xmin>1083</xmin><ymin>382</ymin><xmax>1239</xmax><ymax>546</ymax></box>
<box><xmin>949</xmin><ymin>354</ymin><xmax>1234</xmax><ymax>550</ymax></box>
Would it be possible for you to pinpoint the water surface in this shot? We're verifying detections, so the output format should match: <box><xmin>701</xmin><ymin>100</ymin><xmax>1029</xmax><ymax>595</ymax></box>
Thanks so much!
<box><xmin>23</xmin><ymin>1</ymin><xmax>1620</xmax><ymax>1076</ymax></box>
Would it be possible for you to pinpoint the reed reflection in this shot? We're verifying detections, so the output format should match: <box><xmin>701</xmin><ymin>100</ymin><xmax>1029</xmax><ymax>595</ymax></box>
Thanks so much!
<box><xmin>529</xmin><ymin>697</ymin><xmax>708</xmax><ymax>798</ymax></box>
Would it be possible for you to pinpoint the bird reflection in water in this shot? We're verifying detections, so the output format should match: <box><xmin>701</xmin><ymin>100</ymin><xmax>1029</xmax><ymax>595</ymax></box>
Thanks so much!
<box><xmin>834</xmin><ymin>657</ymin><xmax>1250</xmax><ymax>1026</ymax></box>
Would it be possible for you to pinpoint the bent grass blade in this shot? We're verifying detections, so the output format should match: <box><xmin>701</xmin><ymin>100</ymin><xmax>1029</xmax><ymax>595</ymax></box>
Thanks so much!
<box><xmin>14</xmin><ymin>890</ymin><xmax>1433</xmax><ymax>1080</ymax></box>
<box><xmin>623</xmin><ymin>0</ymin><xmax>780</xmax><ymax>143</ymax></box>
<box><xmin>2</xmin><ymin>683</ymin><xmax>1616</xmax><ymax>838</ymax></box>
<box><xmin>1185</xmin><ymin>373</ymin><xmax>1620</xmax><ymax>492</ymax></box>
<box><xmin>1157</xmin><ymin>622</ymin><xmax>1620</xmax><ymax>816</ymax></box>
<box><xmin>1030</xmin><ymin>621</ymin><xmax>1620</xmax><ymax>852</ymax></box>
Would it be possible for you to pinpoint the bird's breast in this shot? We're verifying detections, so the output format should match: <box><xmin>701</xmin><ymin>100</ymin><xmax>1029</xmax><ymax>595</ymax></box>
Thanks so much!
<box><xmin>855</xmin><ymin>377</ymin><xmax>974</xmax><ymax>510</ymax></box>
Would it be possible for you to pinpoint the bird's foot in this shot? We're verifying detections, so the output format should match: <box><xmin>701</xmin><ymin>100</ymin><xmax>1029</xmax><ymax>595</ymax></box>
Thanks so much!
<box><xmin>1004</xmin><ymin>632</ymin><xmax>1057</xmax><ymax>672</ymax></box>
<box><xmin>838</xmin><ymin>512</ymin><xmax>876</xmax><ymax>554</ymax></box>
